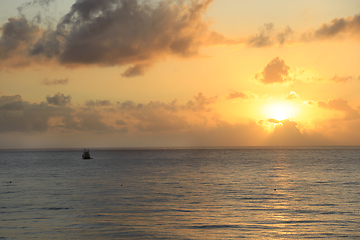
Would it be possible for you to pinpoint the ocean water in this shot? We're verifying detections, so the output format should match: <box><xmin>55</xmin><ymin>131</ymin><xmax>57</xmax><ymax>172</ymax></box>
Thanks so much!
<box><xmin>1</xmin><ymin>147</ymin><xmax>360</xmax><ymax>239</ymax></box>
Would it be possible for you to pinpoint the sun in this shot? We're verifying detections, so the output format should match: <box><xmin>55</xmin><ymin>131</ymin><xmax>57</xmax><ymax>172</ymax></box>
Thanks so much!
<box><xmin>263</xmin><ymin>101</ymin><xmax>298</xmax><ymax>121</ymax></box>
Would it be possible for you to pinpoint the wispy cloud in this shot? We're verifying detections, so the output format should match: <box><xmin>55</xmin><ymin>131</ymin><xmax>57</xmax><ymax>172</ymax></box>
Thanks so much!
<box><xmin>247</xmin><ymin>23</ymin><xmax>293</xmax><ymax>47</ymax></box>
<box><xmin>302</xmin><ymin>14</ymin><xmax>360</xmax><ymax>41</ymax></box>
<box><xmin>329</xmin><ymin>75</ymin><xmax>353</xmax><ymax>83</ymax></box>
<box><xmin>41</xmin><ymin>78</ymin><xmax>69</xmax><ymax>85</ymax></box>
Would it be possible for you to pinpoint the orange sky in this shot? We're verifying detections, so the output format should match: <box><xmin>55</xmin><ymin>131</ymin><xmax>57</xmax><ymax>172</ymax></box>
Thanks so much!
<box><xmin>0</xmin><ymin>0</ymin><xmax>360</xmax><ymax>148</ymax></box>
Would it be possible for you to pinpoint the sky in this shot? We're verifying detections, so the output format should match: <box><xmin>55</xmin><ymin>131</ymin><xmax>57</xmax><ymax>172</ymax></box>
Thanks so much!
<box><xmin>0</xmin><ymin>0</ymin><xmax>360</xmax><ymax>148</ymax></box>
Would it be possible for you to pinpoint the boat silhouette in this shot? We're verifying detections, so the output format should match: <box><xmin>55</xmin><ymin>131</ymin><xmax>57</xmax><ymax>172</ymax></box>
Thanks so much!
<box><xmin>82</xmin><ymin>149</ymin><xmax>92</xmax><ymax>159</ymax></box>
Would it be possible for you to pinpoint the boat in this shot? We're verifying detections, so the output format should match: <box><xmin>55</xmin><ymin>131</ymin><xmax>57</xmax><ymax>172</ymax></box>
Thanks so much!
<box><xmin>82</xmin><ymin>148</ymin><xmax>91</xmax><ymax>159</ymax></box>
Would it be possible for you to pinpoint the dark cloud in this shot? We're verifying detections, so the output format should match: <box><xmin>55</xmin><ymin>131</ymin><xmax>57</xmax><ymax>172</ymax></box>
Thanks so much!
<box><xmin>226</xmin><ymin>91</ymin><xmax>248</xmax><ymax>100</ymax></box>
<box><xmin>318</xmin><ymin>97</ymin><xmax>360</xmax><ymax>120</ymax></box>
<box><xmin>0</xmin><ymin>17</ymin><xmax>39</xmax><ymax>60</ymax></box>
<box><xmin>85</xmin><ymin>99</ymin><xmax>112</xmax><ymax>107</ymax></box>
<box><xmin>41</xmin><ymin>78</ymin><xmax>69</xmax><ymax>85</ymax></box>
<box><xmin>330</xmin><ymin>75</ymin><xmax>352</xmax><ymax>83</ymax></box>
<box><xmin>302</xmin><ymin>14</ymin><xmax>360</xmax><ymax>41</ymax></box>
<box><xmin>255</xmin><ymin>57</ymin><xmax>292</xmax><ymax>84</ymax></box>
<box><xmin>46</xmin><ymin>92</ymin><xmax>71</xmax><ymax>106</ymax></box>
<box><xmin>0</xmin><ymin>0</ymin><xmax>245</xmax><ymax>75</ymax></box>
<box><xmin>247</xmin><ymin>23</ymin><xmax>293</xmax><ymax>47</ymax></box>
<box><xmin>10</xmin><ymin>0</ymin><xmax>236</xmax><ymax>76</ymax></box>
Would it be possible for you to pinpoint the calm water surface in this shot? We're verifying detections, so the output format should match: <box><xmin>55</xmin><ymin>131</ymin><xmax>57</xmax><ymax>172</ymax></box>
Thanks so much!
<box><xmin>1</xmin><ymin>147</ymin><xmax>360</xmax><ymax>239</ymax></box>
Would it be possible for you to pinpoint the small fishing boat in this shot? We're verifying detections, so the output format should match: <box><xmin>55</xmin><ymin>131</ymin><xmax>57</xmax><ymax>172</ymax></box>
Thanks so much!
<box><xmin>82</xmin><ymin>149</ymin><xmax>91</xmax><ymax>159</ymax></box>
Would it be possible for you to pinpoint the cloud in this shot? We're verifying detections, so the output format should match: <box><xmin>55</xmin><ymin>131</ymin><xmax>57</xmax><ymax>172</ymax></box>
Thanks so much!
<box><xmin>318</xmin><ymin>97</ymin><xmax>360</xmax><ymax>120</ymax></box>
<box><xmin>0</xmin><ymin>95</ymin><xmax>25</xmax><ymax>111</ymax></box>
<box><xmin>302</xmin><ymin>14</ymin><xmax>360</xmax><ymax>41</ymax></box>
<box><xmin>0</xmin><ymin>0</ymin><xmax>242</xmax><ymax>76</ymax></box>
<box><xmin>85</xmin><ymin>99</ymin><xmax>112</xmax><ymax>107</ymax></box>
<box><xmin>267</xmin><ymin>119</ymin><xmax>305</xmax><ymax>145</ymax></box>
<box><xmin>247</xmin><ymin>23</ymin><xmax>293</xmax><ymax>47</ymax></box>
<box><xmin>0</xmin><ymin>94</ymin><xmax>126</xmax><ymax>133</ymax></box>
<box><xmin>185</xmin><ymin>92</ymin><xmax>217</xmax><ymax>112</ymax></box>
<box><xmin>0</xmin><ymin>17</ymin><xmax>39</xmax><ymax>61</ymax></box>
<box><xmin>254</xmin><ymin>57</ymin><xmax>292</xmax><ymax>84</ymax></box>
<box><xmin>135</xmin><ymin>110</ymin><xmax>189</xmax><ymax>132</ymax></box>
<box><xmin>0</xmin><ymin>94</ymin><xmax>72</xmax><ymax>132</ymax></box>
<box><xmin>330</xmin><ymin>75</ymin><xmax>352</xmax><ymax>83</ymax></box>
<box><xmin>46</xmin><ymin>92</ymin><xmax>71</xmax><ymax>106</ymax></box>
<box><xmin>17</xmin><ymin>0</ymin><xmax>55</xmax><ymax>14</ymax></box>
<box><xmin>116</xmin><ymin>119</ymin><xmax>127</xmax><ymax>126</ymax></box>
<box><xmin>113</xmin><ymin>93</ymin><xmax>217</xmax><ymax>132</ymax></box>
<box><xmin>117</xmin><ymin>100</ymin><xmax>144</xmax><ymax>110</ymax></box>
<box><xmin>303</xmin><ymin>100</ymin><xmax>315</xmax><ymax>106</ymax></box>
<box><xmin>267</xmin><ymin>118</ymin><xmax>281</xmax><ymax>124</ymax></box>
<box><xmin>286</xmin><ymin>91</ymin><xmax>299</xmax><ymax>100</ymax></box>
<box><xmin>121</xmin><ymin>64</ymin><xmax>150</xmax><ymax>78</ymax></box>
<box><xmin>41</xmin><ymin>78</ymin><xmax>69</xmax><ymax>85</ymax></box>
<box><xmin>184</xmin><ymin>121</ymin><xmax>267</xmax><ymax>146</ymax></box>
<box><xmin>226</xmin><ymin>91</ymin><xmax>250</xmax><ymax>100</ymax></box>
<box><xmin>116</xmin><ymin>99</ymin><xmax>186</xmax><ymax>132</ymax></box>
<box><xmin>248</xmin><ymin>14</ymin><xmax>360</xmax><ymax>48</ymax></box>
<box><xmin>63</xmin><ymin>111</ymin><xmax>126</xmax><ymax>133</ymax></box>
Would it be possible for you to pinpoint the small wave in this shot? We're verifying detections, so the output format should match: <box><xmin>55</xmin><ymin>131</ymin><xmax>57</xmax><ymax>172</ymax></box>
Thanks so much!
<box><xmin>343</xmin><ymin>181</ymin><xmax>359</xmax><ymax>185</ymax></box>
<box><xmin>44</xmin><ymin>207</ymin><xmax>70</xmax><ymax>210</ymax></box>
<box><xmin>190</xmin><ymin>224</ymin><xmax>242</xmax><ymax>229</ymax></box>
<box><xmin>310</xmin><ymin>203</ymin><xmax>336</xmax><ymax>207</ymax></box>
<box><xmin>1</xmin><ymin>191</ymin><xmax>15</xmax><ymax>194</ymax></box>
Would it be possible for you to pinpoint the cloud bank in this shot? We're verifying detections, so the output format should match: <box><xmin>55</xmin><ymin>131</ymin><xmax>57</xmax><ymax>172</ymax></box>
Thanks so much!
<box><xmin>1</xmin><ymin>92</ymin><xmax>360</xmax><ymax>147</ymax></box>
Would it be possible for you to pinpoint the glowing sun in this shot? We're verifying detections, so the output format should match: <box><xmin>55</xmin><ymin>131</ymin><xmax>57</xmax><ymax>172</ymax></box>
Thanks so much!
<box><xmin>264</xmin><ymin>101</ymin><xmax>298</xmax><ymax>121</ymax></box>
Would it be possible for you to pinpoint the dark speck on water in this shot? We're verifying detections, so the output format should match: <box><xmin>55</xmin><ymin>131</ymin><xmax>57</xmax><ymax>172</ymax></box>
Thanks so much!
<box><xmin>1</xmin><ymin>147</ymin><xmax>360</xmax><ymax>239</ymax></box>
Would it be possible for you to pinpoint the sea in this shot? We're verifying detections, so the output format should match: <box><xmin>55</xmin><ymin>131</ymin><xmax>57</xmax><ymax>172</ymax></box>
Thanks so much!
<box><xmin>1</xmin><ymin>147</ymin><xmax>360</xmax><ymax>239</ymax></box>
